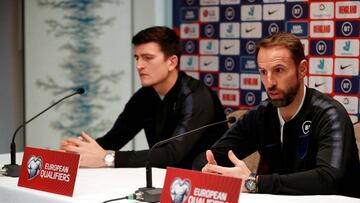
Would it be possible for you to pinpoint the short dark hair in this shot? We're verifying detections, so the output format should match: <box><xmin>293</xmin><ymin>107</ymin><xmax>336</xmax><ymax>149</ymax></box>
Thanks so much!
<box><xmin>255</xmin><ymin>32</ymin><xmax>306</xmax><ymax>67</ymax></box>
<box><xmin>132</xmin><ymin>26</ymin><xmax>182</xmax><ymax>61</ymax></box>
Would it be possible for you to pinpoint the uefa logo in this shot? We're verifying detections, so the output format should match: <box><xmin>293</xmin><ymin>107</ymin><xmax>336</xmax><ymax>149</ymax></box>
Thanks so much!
<box><xmin>170</xmin><ymin>178</ymin><xmax>191</xmax><ymax>203</ymax></box>
<box><xmin>27</xmin><ymin>155</ymin><xmax>43</xmax><ymax>180</ymax></box>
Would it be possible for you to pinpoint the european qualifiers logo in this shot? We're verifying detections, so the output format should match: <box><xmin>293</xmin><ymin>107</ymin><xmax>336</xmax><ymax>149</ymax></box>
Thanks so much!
<box><xmin>220</xmin><ymin>73</ymin><xmax>239</xmax><ymax>89</ymax></box>
<box><xmin>334</xmin><ymin>95</ymin><xmax>359</xmax><ymax>115</ymax></box>
<box><xmin>27</xmin><ymin>155</ymin><xmax>43</xmax><ymax>180</ymax></box>
<box><xmin>170</xmin><ymin>178</ymin><xmax>191</xmax><ymax>203</ymax></box>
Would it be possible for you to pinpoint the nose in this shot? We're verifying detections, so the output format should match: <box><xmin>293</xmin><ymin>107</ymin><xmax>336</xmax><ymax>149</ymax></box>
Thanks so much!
<box><xmin>265</xmin><ymin>73</ymin><xmax>276</xmax><ymax>88</ymax></box>
<box><xmin>136</xmin><ymin>59</ymin><xmax>143</xmax><ymax>70</ymax></box>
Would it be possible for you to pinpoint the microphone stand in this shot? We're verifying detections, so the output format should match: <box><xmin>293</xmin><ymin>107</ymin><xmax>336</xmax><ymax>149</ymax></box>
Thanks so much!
<box><xmin>1</xmin><ymin>88</ymin><xmax>85</xmax><ymax>177</ymax></box>
<box><xmin>135</xmin><ymin>117</ymin><xmax>236</xmax><ymax>202</ymax></box>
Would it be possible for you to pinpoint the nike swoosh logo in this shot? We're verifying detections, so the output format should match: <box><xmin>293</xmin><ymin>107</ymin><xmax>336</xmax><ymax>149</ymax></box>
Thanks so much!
<box><xmin>268</xmin><ymin>9</ymin><xmax>278</xmax><ymax>15</ymax></box>
<box><xmin>204</xmin><ymin>61</ymin><xmax>212</xmax><ymax>66</ymax></box>
<box><xmin>245</xmin><ymin>27</ymin><xmax>255</xmax><ymax>33</ymax></box>
<box><xmin>224</xmin><ymin>45</ymin><xmax>233</xmax><ymax>50</ymax></box>
<box><xmin>340</xmin><ymin>64</ymin><xmax>351</xmax><ymax>70</ymax></box>
<box><xmin>314</xmin><ymin>82</ymin><xmax>326</xmax><ymax>87</ymax></box>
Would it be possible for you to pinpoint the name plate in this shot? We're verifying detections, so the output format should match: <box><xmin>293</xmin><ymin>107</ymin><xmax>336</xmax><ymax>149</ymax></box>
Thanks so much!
<box><xmin>18</xmin><ymin>147</ymin><xmax>80</xmax><ymax>196</ymax></box>
<box><xmin>161</xmin><ymin>167</ymin><xmax>242</xmax><ymax>203</ymax></box>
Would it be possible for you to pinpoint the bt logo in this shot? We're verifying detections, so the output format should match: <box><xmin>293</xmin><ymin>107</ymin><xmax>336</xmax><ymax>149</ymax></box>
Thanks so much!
<box><xmin>225</xmin><ymin>7</ymin><xmax>236</xmax><ymax>21</ymax></box>
<box><xmin>268</xmin><ymin>23</ymin><xmax>279</xmax><ymax>35</ymax></box>
<box><xmin>292</xmin><ymin>4</ymin><xmax>303</xmax><ymax>19</ymax></box>
<box><xmin>224</xmin><ymin>57</ymin><xmax>235</xmax><ymax>71</ymax></box>
<box><xmin>341</xmin><ymin>22</ymin><xmax>353</xmax><ymax>37</ymax></box>
<box><xmin>205</xmin><ymin>24</ymin><xmax>215</xmax><ymax>37</ymax></box>
<box><xmin>246</xmin><ymin>41</ymin><xmax>256</xmax><ymax>55</ymax></box>
<box><xmin>316</xmin><ymin>41</ymin><xmax>327</xmax><ymax>55</ymax></box>
<box><xmin>341</xmin><ymin>79</ymin><xmax>352</xmax><ymax>93</ymax></box>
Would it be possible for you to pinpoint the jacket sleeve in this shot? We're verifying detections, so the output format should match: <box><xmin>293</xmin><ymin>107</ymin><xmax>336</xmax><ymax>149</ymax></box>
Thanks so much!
<box><xmin>115</xmin><ymin>87</ymin><xmax>220</xmax><ymax>168</ymax></box>
<box><xmin>96</xmin><ymin>92</ymin><xmax>144</xmax><ymax>152</ymax></box>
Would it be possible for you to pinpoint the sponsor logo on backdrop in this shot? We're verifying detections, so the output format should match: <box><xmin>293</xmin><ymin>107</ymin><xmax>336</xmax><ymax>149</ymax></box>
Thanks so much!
<box><xmin>335</xmin><ymin>39</ymin><xmax>359</xmax><ymax>57</ymax></box>
<box><xmin>200</xmin><ymin>39</ymin><xmax>219</xmax><ymax>55</ymax></box>
<box><xmin>200</xmin><ymin>0</ymin><xmax>219</xmax><ymax>6</ymax></box>
<box><xmin>263</xmin><ymin>4</ymin><xmax>285</xmax><ymax>20</ymax></box>
<box><xmin>240</xmin><ymin>57</ymin><xmax>257</xmax><ymax>72</ymax></box>
<box><xmin>310</xmin><ymin>2</ymin><xmax>334</xmax><ymax>19</ymax></box>
<box><xmin>220</xmin><ymin>73</ymin><xmax>239</xmax><ymax>88</ymax></box>
<box><xmin>224</xmin><ymin>6</ymin><xmax>236</xmax><ymax>21</ymax></box>
<box><xmin>310</xmin><ymin>40</ymin><xmax>333</xmax><ymax>56</ymax></box>
<box><xmin>201</xmin><ymin>23</ymin><xmax>217</xmax><ymax>38</ymax></box>
<box><xmin>220</xmin><ymin>39</ymin><xmax>240</xmax><ymax>55</ymax></box>
<box><xmin>245</xmin><ymin>92</ymin><xmax>256</xmax><ymax>106</ymax></box>
<box><xmin>334</xmin><ymin>58</ymin><xmax>359</xmax><ymax>76</ymax></box>
<box><xmin>200</xmin><ymin>7</ymin><xmax>220</xmax><ymax>22</ymax></box>
<box><xmin>202</xmin><ymin>73</ymin><xmax>216</xmax><ymax>87</ymax></box>
<box><xmin>308</xmin><ymin>76</ymin><xmax>333</xmax><ymax>94</ymax></box>
<box><xmin>262</xmin><ymin>21</ymin><xmax>284</xmax><ymax>37</ymax></box>
<box><xmin>180</xmin><ymin>55</ymin><xmax>199</xmax><ymax>71</ymax></box>
<box><xmin>336</xmin><ymin>1</ymin><xmax>360</xmax><ymax>19</ymax></box>
<box><xmin>245</xmin><ymin>40</ymin><xmax>256</xmax><ymax>55</ymax></box>
<box><xmin>310</xmin><ymin>21</ymin><xmax>334</xmax><ymax>38</ymax></box>
<box><xmin>223</xmin><ymin>56</ymin><xmax>236</xmax><ymax>71</ymax></box>
<box><xmin>241</xmin><ymin>5</ymin><xmax>262</xmax><ymax>21</ymax></box>
<box><xmin>309</xmin><ymin>58</ymin><xmax>333</xmax><ymax>75</ymax></box>
<box><xmin>220</xmin><ymin>22</ymin><xmax>240</xmax><ymax>38</ymax></box>
<box><xmin>185</xmin><ymin>0</ymin><xmax>196</xmax><ymax>6</ymax></box>
<box><xmin>181</xmin><ymin>8</ymin><xmax>199</xmax><ymax>22</ymax></box>
<box><xmin>219</xmin><ymin>89</ymin><xmax>239</xmax><ymax>106</ymax></box>
<box><xmin>335</xmin><ymin>21</ymin><xmax>360</xmax><ymax>37</ymax></box>
<box><xmin>200</xmin><ymin>56</ymin><xmax>219</xmax><ymax>71</ymax></box>
<box><xmin>240</xmin><ymin>74</ymin><xmax>261</xmax><ymax>90</ymax></box>
<box><xmin>286</xmin><ymin>22</ymin><xmax>308</xmax><ymax>37</ymax></box>
<box><xmin>334</xmin><ymin>77</ymin><xmax>359</xmax><ymax>94</ymax></box>
<box><xmin>180</xmin><ymin>24</ymin><xmax>199</xmax><ymax>39</ymax></box>
<box><xmin>286</xmin><ymin>3</ymin><xmax>309</xmax><ymax>20</ymax></box>
<box><xmin>185</xmin><ymin>71</ymin><xmax>200</xmax><ymax>80</ymax></box>
<box><xmin>183</xmin><ymin>40</ymin><xmax>197</xmax><ymax>54</ymax></box>
<box><xmin>334</xmin><ymin>96</ymin><xmax>359</xmax><ymax>114</ymax></box>
<box><xmin>221</xmin><ymin>0</ymin><xmax>241</xmax><ymax>5</ymax></box>
<box><xmin>241</xmin><ymin>22</ymin><xmax>262</xmax><ymax>38</ymax></box>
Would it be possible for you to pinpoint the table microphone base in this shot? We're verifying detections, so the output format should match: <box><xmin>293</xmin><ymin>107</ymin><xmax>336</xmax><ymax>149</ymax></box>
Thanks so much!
<box><xmin>135</xmin><ymin>187</ymin><xmax>162</xmax><ymax>202</ymax></box>
<box><xmin>2</xmin><ymin>164</ymin><xmax>21</xmax><ymax>177</ymax></box>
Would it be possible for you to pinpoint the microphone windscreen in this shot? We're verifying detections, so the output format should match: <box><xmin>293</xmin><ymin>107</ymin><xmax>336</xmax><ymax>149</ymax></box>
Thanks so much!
<box><xmin>76</xmin><ymin>88</ymin><xmax>85</xmax><ymax>95</ymax></box>
<box><xmin>227</xmin><ymin>116</ymin><xmax>237</xmax><ymax>124</ymax></box>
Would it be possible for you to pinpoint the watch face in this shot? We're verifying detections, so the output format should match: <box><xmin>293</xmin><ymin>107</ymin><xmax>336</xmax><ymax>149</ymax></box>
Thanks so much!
<box><xmin>245</xmin><ymin>179</ymin><xmax>256</xmax><ymax>192</ymax></box>
<box><xmin>105</xmin><ymin>154</ymin><xmax>114</xmax><ymax>162</ymax></box>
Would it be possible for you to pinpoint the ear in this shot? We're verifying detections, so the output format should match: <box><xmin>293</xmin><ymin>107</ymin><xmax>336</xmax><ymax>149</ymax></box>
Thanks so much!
<box><xmin>298</xmin><ymin>59</ymin><xmax>307</xmax><ymax>79</ymax></box>
<box><xmin>167</xmin><ymin>55</ymin><xmax>178</xmax><ymax>71</ymax></box>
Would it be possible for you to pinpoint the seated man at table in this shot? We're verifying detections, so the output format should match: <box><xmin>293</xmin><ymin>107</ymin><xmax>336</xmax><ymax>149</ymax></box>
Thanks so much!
<box><xmin>60</xmin><ymin>26</ymin><xmax>227</xmax><ymax>169</ymax></box>
<box><xmin>196</xmin><ymin>32</ymin><xmax>360</xmax><ymax>197</ymax></box>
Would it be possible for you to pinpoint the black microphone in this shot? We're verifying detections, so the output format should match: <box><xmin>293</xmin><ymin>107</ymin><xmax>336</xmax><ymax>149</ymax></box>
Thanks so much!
<box><xmin>1</xmin><ymin>87</ymin><xmax>85</xmax><ymax>177</ymax></box>
<box><xmin>134</xmin><ymin>116</ymin><xmax>237</xmax><ymax>202</ymax></box>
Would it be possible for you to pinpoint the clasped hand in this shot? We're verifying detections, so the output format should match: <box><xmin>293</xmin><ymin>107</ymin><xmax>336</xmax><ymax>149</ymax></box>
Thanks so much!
<box><xmin>60</xmin><ymin>131</ymin><xmax>107</xmax><ymax>168</ymax></box>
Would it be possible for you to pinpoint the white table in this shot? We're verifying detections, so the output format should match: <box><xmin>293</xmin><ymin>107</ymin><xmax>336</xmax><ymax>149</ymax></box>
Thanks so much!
<box><xmin>1</xmin><ymin>153</ymin><xmax>359</xmax><ymax>203</ymax></box>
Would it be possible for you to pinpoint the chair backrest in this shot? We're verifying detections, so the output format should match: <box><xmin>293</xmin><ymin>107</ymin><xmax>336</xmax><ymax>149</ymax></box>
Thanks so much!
<box><xmin>353</xmin><ymin>122</ymin><xmax>360</xmax><ymax>158</ymax></box>
<box><xmin>226</xmin><ymin>109</ymin><xmax>248</xmax><ymax>128</ymax></box>
<box><xmin>226</xmin><ymin>109</ymin><xmax>260</xmax><ymax>172</ymax></box>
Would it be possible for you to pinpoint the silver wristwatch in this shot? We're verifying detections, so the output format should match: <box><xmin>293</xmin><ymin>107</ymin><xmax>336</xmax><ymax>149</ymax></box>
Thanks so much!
<box><xmin>244</xmin><ymin>172</ymin><xmax>257</xmax><ymax>193</ymax></box>
<box><xmin>104</xmin><ymin>150</ymin><xmax>115</xmax><ymax>167</ymax></box>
